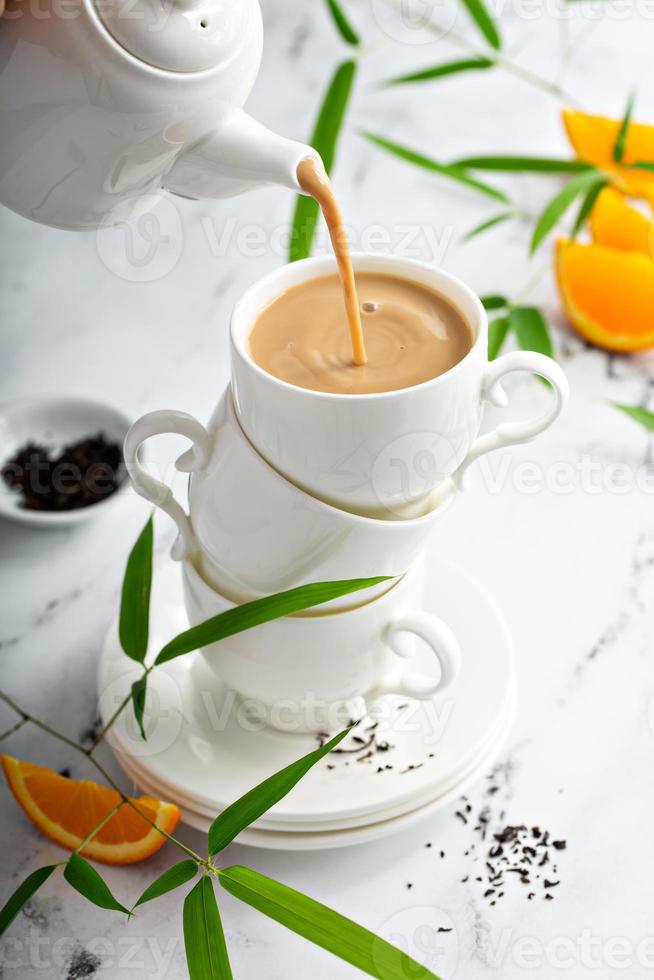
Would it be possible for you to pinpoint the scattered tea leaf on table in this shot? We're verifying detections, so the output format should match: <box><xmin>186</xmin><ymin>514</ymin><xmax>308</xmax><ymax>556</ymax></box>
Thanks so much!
<box><xmin>184</xmin><ymin>877</ymin><xmax>232</xmax><ymax>980</ymax></box>
<box><xmin>381</xmin><ymin>56</ymin><xmax>494</xmax><ymax>87</ymax></box>
<box><xmin>611</xmin><ymin>403</ymin><xmax>654</xmax><ymax>432</ymax></box>
<box><xmin>480</xmin><ymin>294</ymin><xmax>509</xmax><ymax>311</ymax></box>
<box><xmin>289</xmin><ymin>60</ymin><xmax>357</xmax><ymax>262</ymax></box>
<box><xmin>323</xmin><ymin>0</ymin><xmax>360</xmax><ymax>45</ymax></box>
<box><xmin>361</xmin><ymin>133</ymin><xmax>509</xmax><ymax>202</ymax></box>
<box><xmin>155</xmin><ymin>577</ymin><xmax>390</xmax><ymax>665</ymax></box>
<box><xmin>64</xmin><ymin>854</ymin><xmax>129</xmax><ymax>914</ymax></box>
<box><xmin>218</xmin><ymin>866</ymin><xmax>441</xmax><ymax>979</ymax></box>
<box><xmin>208</xmin><ymin>729</ymin><xmax>349</xmax><ymax>855</ymax></box>
<box><xmin>453</xmin><ymin>155</ymin><xmax>592</xmax><ymax>173</ymax></box>
<box><xmin>131</xmin><ymin>675</ymin><xmax>148</xmax><ymax>741</ymax></box>
<box><xmin>488</xmin><ymin>316</ymin><xmax>511</xmax><ymax>360</ymax></box>
<box><xmin>0</xmin><ymin>865</ymin><xmax>56</xmax><ymax>937</ymax></box>
<box><xmin>463</xmin><ymin>211</ymin><xmax>512</xmax><ymax>241</ymax></box>
<box><xmin>133</xmin><ymin>860</ymin><xmax>198</xmax><ymax>910</ymax></box>
<box><xmin>613</xmin><ymin>91</ymin><xmax>636</xmax><ymax>163</ymax></box>
<box><xmin>459</xmin><ymin>0</ymin><xmax>501</xmax><ymax>49</ymax></box>
<box><xmin>530</xmin><ymin>169</ymin><xmax>602</xmax><ymax>253</ymax></box>
<box><xmin>119</xmin><ymin>515</ymin><xmax>153</xmax><ymax>663</ymax></box>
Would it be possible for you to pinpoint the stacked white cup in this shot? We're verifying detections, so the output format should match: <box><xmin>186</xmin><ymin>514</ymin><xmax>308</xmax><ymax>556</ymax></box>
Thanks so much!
<box><xmin>125</xmin><ymin>254</ymin><xmax>568</xmax><ymax>733</ymax></box>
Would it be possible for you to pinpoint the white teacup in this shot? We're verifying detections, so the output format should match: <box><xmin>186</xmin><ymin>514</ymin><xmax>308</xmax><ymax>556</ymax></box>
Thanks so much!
<box><xmin>124</xmin><ymin>387</ymin><xmax>455</xmax><ymax>611</ymax></box>
<box><xmin>230</xmin><ymin>253</ymin><xmax>568</xmax><ymax>515</ymax></box>
<box><xmin>182</xmin><ymin>554</ymin><xmax>461</xmax><ymax>734</ymax></box>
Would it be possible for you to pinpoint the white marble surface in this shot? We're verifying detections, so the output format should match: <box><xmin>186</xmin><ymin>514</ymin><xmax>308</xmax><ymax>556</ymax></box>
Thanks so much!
<box><xmin>2</xmin><ymin>1</ymin><xmax>654</xmax><ymax>977</ymax></box>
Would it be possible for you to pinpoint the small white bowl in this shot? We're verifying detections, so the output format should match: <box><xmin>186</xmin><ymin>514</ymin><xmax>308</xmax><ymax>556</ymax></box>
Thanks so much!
<box><xmin>0</xmin><ymin>397</ymin><xmax>133</xmax><ymax>527</ymax></box>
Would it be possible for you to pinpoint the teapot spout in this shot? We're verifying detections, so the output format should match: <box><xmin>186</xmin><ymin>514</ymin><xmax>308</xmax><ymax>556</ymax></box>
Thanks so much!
<box><xmin>164</xmin><ymin>109</ymin><xmax>320</xmax><ymax>200</ymax></box>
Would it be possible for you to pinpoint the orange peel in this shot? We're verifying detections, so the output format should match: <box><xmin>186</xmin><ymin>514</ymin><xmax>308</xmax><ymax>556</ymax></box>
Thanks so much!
<box><xmin>2</xmin><ymin>755</ymin><xmax>180</xmax><ymax>865</ymax></box>
<box><xmin>555</xmin><ymin>238</ymin><xmax>654</xmax><ymax>353</ymax></box>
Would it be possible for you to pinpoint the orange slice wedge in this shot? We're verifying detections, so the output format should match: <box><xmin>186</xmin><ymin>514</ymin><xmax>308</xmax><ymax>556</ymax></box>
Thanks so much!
<box><xmin>562</xmin><ymin>108</ymin><xmax>654</xmax><ymax>205</ymax></box>
<box><xmin>555</xmin><ymin>238</ymin><xmax>654</xmax><ymax>352</ymax></box>
<box><xmin>590</xmin><ymin>186</ymin><xmax>654</xmax><ymax>255</ymax></box>
<box><xmin>1</xmin><ymin>756</ymin><xmax>180</xmax><ymax>865</ymax></box>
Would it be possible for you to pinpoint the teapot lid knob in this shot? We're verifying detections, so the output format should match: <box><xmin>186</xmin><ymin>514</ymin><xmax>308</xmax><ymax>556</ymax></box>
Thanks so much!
<box><xmin>94</xmin><ymin>0</ymin><xmax>261</xmax><ymax>73</ymax></box>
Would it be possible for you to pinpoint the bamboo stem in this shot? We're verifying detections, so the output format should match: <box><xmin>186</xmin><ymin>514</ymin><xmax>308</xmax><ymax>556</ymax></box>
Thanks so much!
<box><xmin>0</xmin><ymin>689</ymin><xmax>204</xmax><ymax>865</ymax></box>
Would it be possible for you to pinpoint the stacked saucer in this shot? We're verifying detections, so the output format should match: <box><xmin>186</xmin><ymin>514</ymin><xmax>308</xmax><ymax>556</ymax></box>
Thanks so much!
<box><xmin>112</xmin><ymin>255</ymin><xmax>565</xmax><ymax>848</ymax></box>
<box><xmin>100</xmin><ymin>555</ymin><xmax>515</xmax><ymax>850</ymax></box>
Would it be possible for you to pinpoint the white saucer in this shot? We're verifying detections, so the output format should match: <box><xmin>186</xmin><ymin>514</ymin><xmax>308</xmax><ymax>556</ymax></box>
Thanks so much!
<box><xmin>117</xmin><ymin>700</ymin><xmax>513</xmax><ymax>849</ymax></box>
<box><xmin>99</xmin><ymin>556</ymin><xmax>515</xmax><ymax>846</ymax></box>
<box><xmin>119</xmin><ymin>671</ymin><xmax>515</xmax><ymax>833</ymax></box>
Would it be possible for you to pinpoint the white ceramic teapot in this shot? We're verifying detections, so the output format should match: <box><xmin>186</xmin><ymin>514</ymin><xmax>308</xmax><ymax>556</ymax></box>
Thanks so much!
<box><xmin>0</xmin><ymin>0</ymin><xmax>318</xmax><ymax>229</ymax></box>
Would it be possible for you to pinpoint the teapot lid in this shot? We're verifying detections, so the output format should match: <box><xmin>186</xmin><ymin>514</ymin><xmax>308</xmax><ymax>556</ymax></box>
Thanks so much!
<box><xmin>94</xmin><ymin>0</ymin><xmax>260</xmax><ymax>73</ymax></box>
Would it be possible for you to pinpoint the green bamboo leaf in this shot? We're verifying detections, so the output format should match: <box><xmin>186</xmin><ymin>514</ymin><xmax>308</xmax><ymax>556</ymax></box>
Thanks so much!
<box><xmin>462</xmin><ymin>211</ymin><xmax>512</xmax><ymax>241</ymax></box>
<box><xmin>488</xmin><ymin>316</ymin><xmax>511</xmax><ymax>360</ymax></box>
<box><xmin>480</xmin><ymin>294</ymin><xmax>509</xmax><ymax>311</ymax></box>
<box><xmin>613</xmin><ymin>91</ymin><xmax>636</xmax><ymax>163</ymax></box>
<box><xmin>290</xmin><ymin>197</ymin><xmax>318</xmax><ymax>264</ymax></box>
<box><xmin>362</xmin><ymin>133</ymin><xmax>508</xmax><ymax>202</ymax></box>
<box><xmin>155</xmin><ymin>577</ymin><xmax>390</xmax><ymax>666</ymax></box>
<box><xmin>183</xmin><ymin>877</ymin><xmax>232</xmax><ymax>980</ymax></box>
<box><xmin>509</xmin><ymin>307</ymin><xmax>554</xmax><ymax>358</ymax></box>
<box><xmin>459</xmin><ymin>0</ymin><xmax>501</xmax><ymax>49</ymax></box>
<box><xmin>381</xmin><ymin>56</ymin><xmax>493</xmax><ymax>87</ymax></box>
<box><xmin>289</xmin><ymin>60</ymin><xmax>357</xmax><ymax>262</ymax></box>
<box><xmin>530</xmin><ymin>169</ymin><xmax>602</xmax><ymax>254</ymax></box>
<box><xmin>64</xmin><ymin>854</ymin><xmax>129</xmax><ymax>915</ymax></box>
<box><xmin>131</xmin><ymin>675</ymin><xmax>148</xmax><ymax>741</ymax></box>
<box><xmin>324</xmin><ymin>0</ymin><xmax>360</xmax><ymax>45</ymax></box>
<box><xmin>0</xmin><ymin>866</ymin><xmax>56</xmax><ymax>937</ymax></box>
<box><xmin>453</xmin><ymin>155</ymin><xmax>592</xmax><ymax>173</ymax></box>
<box><xmin>612</xmin><ymin>403</ymin><xmax>654</xmax><ymax>432</ymax></box>
<box><xmin>218</xmin><ymin>866</ymin><xmax>441</xmax><ymax>979</ymax></box>
<box><xmin>631</xmin><ymin>161</ymin><xmax>654</xmax><ymax>172</ymax></box>
<box><xmin>134</xmin><ymin>860</ymin><xmax>198</xmax><ymax>910</ymax></box>
<box><xmin>119</xmin><ymin>516</ymin><xmax>153</xmax><ymax>663</ymax></box>
<box><xmin>570</xmin><ymin>178</ymin><xmax>607</xmax><ymax>240</ymax></box>
<box><xmin>208</xmin><ymin>729</ymin><xmax>349</xmax><ymax>855</ymax></box>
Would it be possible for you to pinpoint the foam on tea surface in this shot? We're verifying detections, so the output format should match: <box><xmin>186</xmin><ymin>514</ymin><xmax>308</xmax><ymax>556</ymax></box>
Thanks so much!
<box><xmin>248</xmin><ymin>271</ymin><xmax>474</xmax><ymax>395</ymax></box>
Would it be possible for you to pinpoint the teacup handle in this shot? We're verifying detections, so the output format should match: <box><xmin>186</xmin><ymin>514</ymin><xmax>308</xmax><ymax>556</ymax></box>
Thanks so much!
<box><xmin>123</xmin><ymin>410</ymin><xmax>212</xmax><ymax>560</ymax></box>
<box><xmin>457</xmin><ymin>351</ymin><xmax>569</xmax><ymax>487</ymax></box>
<box><xmin>373</xmin><ymin>611</ymin><xmax>461</xmax><ymax>701</ymax></box>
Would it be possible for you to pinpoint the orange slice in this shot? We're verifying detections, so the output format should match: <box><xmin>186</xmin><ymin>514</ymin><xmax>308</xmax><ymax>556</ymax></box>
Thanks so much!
<box><xmin>555</xmin><ymin>238</ymin><xmax>654</xmax><ymax>352</ymax></box>
<box><xmin>1</xmin><ymin>756</ymin><xmax>180</xmax><ymax>865</ymax></box>
<box><xmin>562</xmin><ymin>109</ymin><xmax>654</xmax><ymax>206</ymax></box>
<box><xmin>590</xmin><ymin>186</ymin><xmax>654</xmax><ymax>255</ymax></box>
